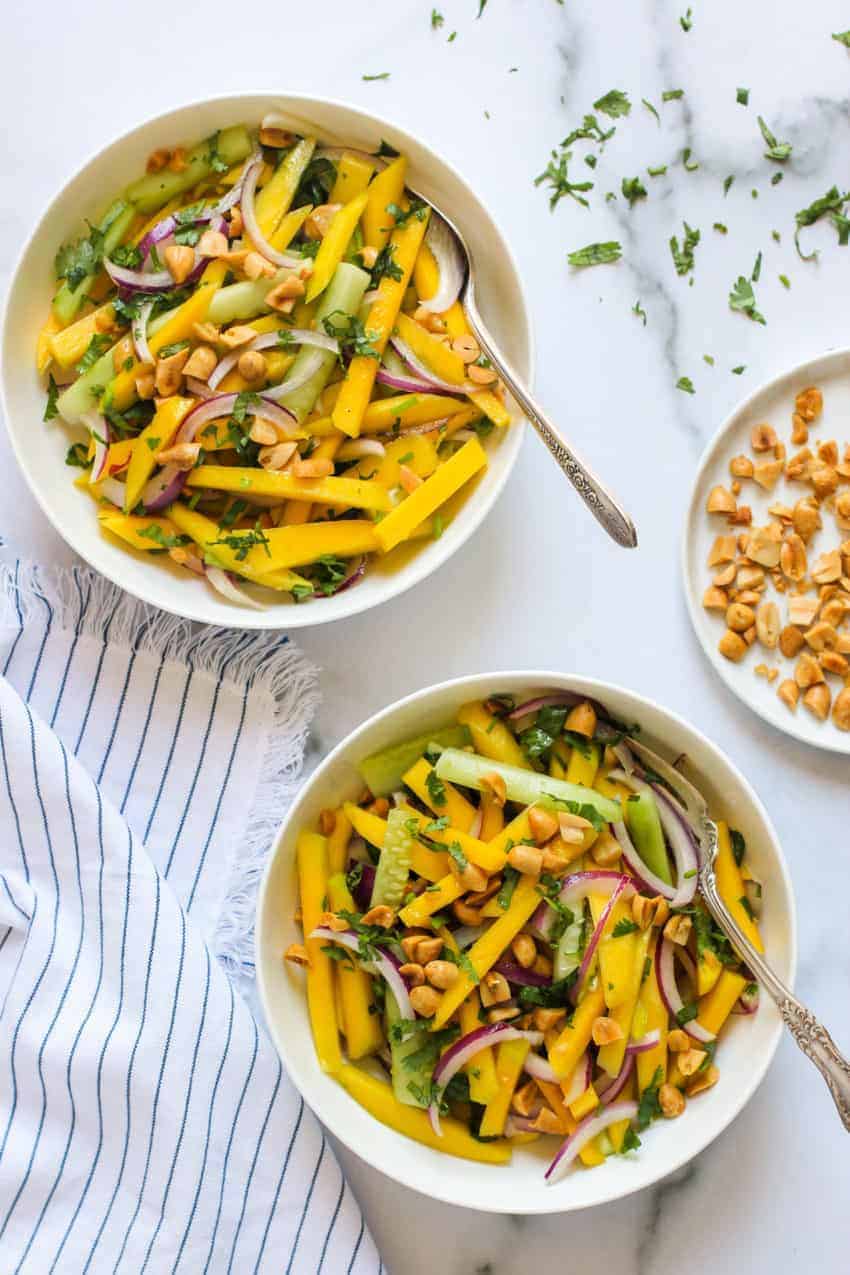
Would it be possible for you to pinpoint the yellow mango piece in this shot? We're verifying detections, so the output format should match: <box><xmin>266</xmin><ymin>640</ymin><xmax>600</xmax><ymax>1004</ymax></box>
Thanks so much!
<box><xmin>567</xmin><ymin>743</ymin><xmax>600</xmax><ymax>789</ymax></box>
<box><xmin>254</xmin><ymin>138</ymin><xmax>316</xmax><ymax>239</ymax></box>
<box><xmin>98</xmin><ymin>512</ymin><xmax>181</xmax><ymax>552</ymax></box>
<box><xmin>250</xmin><ymin>520</ymin><xmax>380</xmax><ymax>574</ymax></box>
<box><xmin>442</xmin><ymin>300</ymin><xmax>512</xmax><ymax>426</ymax></box>
<box><xmin>374</xmin><ymin>438</ymin><xmax>487</xmax><ymax>552</ymax></box>
<box><xmin>308</xmin><ymin>392</ymin><xmax>468</xmax><ymax>437</ymax></box>
<box><xmin>438</xmin><ymin>929</ymin><xmax>499</xmax><ymax>1106</ymax></box>
<box><xmin>281</xmin><ymin>433</ymin><xmax>343</xmax><ymax>524</ymax></box>
<box><xmin>343</xmin><ymin>435</ymin><xmax>439</xmax><ymax>495</ymax></box>
<box><xmin>402</xmin><ymin>758</ymin><xmax>477</xmax><ymax>831</ymax></box>
<box><xmin>343</xmin><ymin>801</ymin><xmax>450</xmax><ymax>881</ymax></box>
<box><xmin>568</xmin><ymin>1083</ymin><xmax>599</xmax><ymax>1121</ymax></box>
<box><xmin>108</xmin><ymin>260</ymin><xmax>228</xmax><ymax>411</ymax></box>
<box><xmin>327</xmin><ymin>875</ymin><xmax>382</xmax><ymax>1059</ymax></box>
<box><xmin>362</xmin><ymin>155</ymin><xmax>407</xmax><ymax>250</ymax></box>
<box><xmin>307</xmin><ymin>192</ymin><xmax>370</xmax><ymax>302</ymax></box>
<box><xmin>49</xmin><ymin>303</ymin><xmax>117</xmax><ymax>370</ymax></box>
<box><xmin>479</xmin><ymin>1037</ymin><xmax>531</xmax><ymax>1137</ymax></box>
<box><xmin>607</xmin><ymin>1073</ymin><xmax>636</xmax><ymax>1153</ymax></box>
<box><xmin>330</xmin><ymin>152</ymin><xmax>375</xmax><ymax>203</ymax></box>
<box><xmin>597</xmin><ymin>929</ymin><xmax>651</xmax><ymax>1077</ymax></box>
<box><xmin>697</xmin><ymin>947</ymin><xmax>723</xmax><ymax>997</ymax></box>
<box><xmin>635</xmin><ymin>936</ymin><xmax>668</xmax><ymax>1092</ymax></box>
<box><xmin>394</xmin><ymin>312</ymin><xmax>466</xmax><ymax>386</ymax></box>
<box><xmin>396</xmin><ymin>804</ymin><xmax>503</xmax><ymax>874</ymax></box>
<box><xmin>185</xmin><ymin>464</ymin><xmax>391</xmax><ymax>512</ymax></box>
<box><xmin>716</xmin><ymin>822</ymin><xmax>764</xmax><ymax>953</ymax></box>
<box><xmin>456</xmin><ymin>700</ymin><xmax>529</xmax><ymax>768</ymax></box>
<box><xmin>479</xmin><ymin>792</ymin><xmax>504</xmax><ymax>840</ymax></box>
<box><xmin>123</xmin><ymin>396</ymin><xmax>193</xmax><ymax>513</ymax></box>
<box><xmin>337</xmin><ymin>1064</ymin><xmax>511</xmax><ymax>1163</ymax></box>
<box><xmin>589</xmin><ymin>894</ymin><xmax>635</xmax><ymax>1009</ymax></box>
<box><xmin>167</xmin><ymin>504</ymin><xmax>307</xmax><ymax>592</ymax></box>
<box><xmin>326</xmin><ymin>807</ymin><xmax>353</xmax><ymax>876</ymax></box>
<box><xmin>398</xmin><ymin>873</ymin><xmax>462</xmax><ymax>926</ymax></box>
<box><xmin>698</xmin><ymin>968</ymin><xmax>748</xmax><ymax>1036</ymax></box>
<box><xmin>269</xmin><ymin>204</ymin><xmax>312</xmax><ymax>252</ymax></box>
<box><xmin>37</xmin><ymin>313</ymin><xmax>62</xmax><ymax>373</ymax></box>
<box><xmin>332</xmin><ymin>207</ymin><xmax>430</xmax><ymax>437</ymax></box>
<box><xmin>297</xmin><ymin>831</ymin><xmax>341</xmax><ymax>1073</ymax></box>
<box><xmin>550</xmin><ymin>985</ymin><xmax>606</xmax><ymax>1079</ymax></box>
<box><xmin>431</xmin><ymin>876</ymin><xmax>541</xmax><ymax>1030</ymax></box>
<box><xmin>413</xmin><ymin>240</ymin><xmax>439</xmax><ymax>304</ymax></box>
<box><xmin>594</xmin><ymin>772</ymin><xmax>634</xmax><ymax>804</ymax></box>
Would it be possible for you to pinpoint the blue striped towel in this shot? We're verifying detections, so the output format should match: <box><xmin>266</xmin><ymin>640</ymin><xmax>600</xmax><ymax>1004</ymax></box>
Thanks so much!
<box><xmin>0</xmin><ymin>560</ymin><xmax>379</xmax><ymax>1273</ymax></box>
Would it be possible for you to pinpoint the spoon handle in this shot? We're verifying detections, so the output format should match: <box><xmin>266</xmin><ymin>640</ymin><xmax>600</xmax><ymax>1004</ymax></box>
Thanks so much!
<box><xmin>700</xmin><ymin>862</ymin><xmax>850</xmax><ymax>1131</ymax></box>
<box><xmin>463</xmin><ymin>297</ymin><xmax>638</xmax><ymax>548</ymax></box>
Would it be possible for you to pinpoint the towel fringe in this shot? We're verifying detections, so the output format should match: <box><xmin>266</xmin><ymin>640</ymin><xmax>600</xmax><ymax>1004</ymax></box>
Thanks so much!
<box><xmin>0</xmin><ymin>559</ymin><xmax>319</xmax><ymax>989</ymax></box>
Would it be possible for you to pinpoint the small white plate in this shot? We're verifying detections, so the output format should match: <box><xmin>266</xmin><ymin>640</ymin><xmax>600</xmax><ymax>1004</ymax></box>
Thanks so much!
<box><xmin>683</xmin><ymin>347</ymin><xmax>850</xmax><ymax>755</ymax></box>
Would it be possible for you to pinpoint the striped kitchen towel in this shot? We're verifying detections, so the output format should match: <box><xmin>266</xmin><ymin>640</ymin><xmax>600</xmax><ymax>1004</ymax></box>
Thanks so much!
<box><xmin>0</xmin><ymin>560</ymin><xmax>380</xmax><ymax>1273</ymax></box>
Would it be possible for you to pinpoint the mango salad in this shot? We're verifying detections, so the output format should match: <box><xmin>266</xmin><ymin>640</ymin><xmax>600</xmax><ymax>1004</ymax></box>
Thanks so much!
<box><xmin>286</xmin><ymin>691</ymin><xmax>763</xmax><ymax>1180</ymax></box>
<box><xmin>39</xmin><ymin>117</ymin><xmax>511</xmax><ymax>608</ymax></box>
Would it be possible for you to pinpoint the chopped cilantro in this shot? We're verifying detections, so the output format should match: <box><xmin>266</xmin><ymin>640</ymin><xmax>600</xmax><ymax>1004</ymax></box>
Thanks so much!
<box><xmin>621</xmin><ymin>1126</ymin><xmax>642</xmax><ymax>1153</ymax></box>
<box><xmin>205</xmin><ymin>131</ymin><xmax>230</xmax><ymax>174</ymax></box>
<box><xmin>676</xmin><ymin>376</ymin><xmax>695</xmax><ymax>394</ymax></box>
<box><xmin>779</xmin><ymin>273</ymin><xmax>790</xmax><ymax>289</ymax></box>
<box><xmin>739</xmin><ymin>895</ymin><xmax>756</xmax><ymax>921</ymax></box>
<box><xmin>832</xmin><ymin>30</ymin><xmax>850</xmax><ymax>46</ymax></box>
<box><xmin>729</xmin><ymin>276</ymin><xmax>766</xmax><ymax>324</ymax></box>
<box><xmin>679</xmin><ymin>8</ymin><xmax>692</xmax><ymax>31</ymax></box>
<box><xmin>757</xmin><ymin>115</ymin><xmax>792</xmax><ymax>162</ymax></box>
<box><xmin>723</xmin><ymin>175</ymin><xmax>735</xmax><ymax>196</ymax></box>
<box><xmin>612</xmin><ymin>917</ymin><xmax>639</xmax><ymax>938</ymax></box>
<box><xmin>43</xmin><ymin>374</ymin><xmax>60</xmax><ymax>422</ymax></box>
<box><xmin>54</xmin><ymin>222</ymin><xmax>106</xmax><ymax>291</ymax></box>
<box><xmin>662</xmin><ymin>88</ymin><xmax>684</xmax><ymax>101</ymax></box>
<box><xmin>158</xmin><ymin>339</ymin><xmax>190</xmax><ymax>360</ymax></box>
<box><xmin>713</xmin><ymin>222</ymin><xmax>728</xmax><ymax>234</ymax></box>
<box><xmin>676</xmin><ymin>1002</ymin><xmax>699</xmax><ymax>1025</ymax></box>
<box><xmin>210</xmin><ymin>521</ymin><xmax>271</xmax><ymax>562</ymax></box>
<box><xmin>637</xmin><ymin>1066</ymin><xmax>664</xmax><ymax>1128</ymax></box>
<box><xmin>75</xmin><ymin>334</ymin><xmax>112</xmax><ymax>375</ymax></box>
<box><xmin>534</xmin><ymin>150</ymin><xmax>594</xmax><ymax>210</ymax></box>
<box><xmin>497</xmin><ymin>865</ymin><xmax>520</xmax><ymax>911</ymax></box>
<box><xmin>137</xmin><ymin>524</ymin><xmax>189</xmax><ymax>550</ymax></box>
<box><xmin>369</xmin><ymin>242</ymin><xmax>403</xmax><ymax>286</ymax></box>
<box><xmin>642</xmin><ymin>98</ymin><xmax>660</xmax><ymax>124</ymax></box>
<box><xmin>447</xmin><ymin>841</ymin><xmax>468</xmax><ymax>872</ymax></box>
<box><xmin>567</xmin><ymin>241</ymin><xmax>622</xmax><ymax>267</ymax></box>
<box><xmin>730</xmin><ymin>828</ymin><xmax>746</xmax><ymax>867</ymax></box>
<box><xmin>669</xmin><ymin>221</ymin><xmax>700</xmax><ymax>276</ymax></box>
<box><xmin>621</xmin><ymin>176</ymin><xmax>647</xmax><ymax>207</ymax></box>
<box><xmin>593</xmin><ymin>90</ymin><xmax>631</xmax><ymax>119</ymax></box>
<box><xmin>65</xmin><ymin>442</ymin><xmax>90</xmax><ymax>469</ymax></box>
<box><xmin>732</xmin><ymin>365</ymin><xmax>745</xmax><ymax>375</ymax></box>
<box><xmin>682</xmin><ymin>148</ymin><xmax>699</xmax><ymax>172</ymax></box>
<box><xmin>362</xmin><ymin>72</ymin><xmax>390</xmax><ymax>81</ymax></box>
<box><xmin>517</xmin><ymin>974</ymin><xmax>577</xmax><ymax>1008</ymax></box>
<box><xmin>425</xmin><ymin>768</ymin><xmax>447</xmax><ymax>808</ymax></box>
<box><xmin>736</xmin><ymin>87</ymin><xmax>750</xmax><ymax>106</ymax></box>
<box><xmin>633</xmin><ymin>300</ymin><xmax>647</xmax><ymax>326</ymax></box>
<box><xmin>322</xmin><ymin>311</ymin><xmax>380</xmax><ymax>359</ymax></box>
<box><xmin>385</xmin><ymin>200</ymin><xmax>428</xmax><ymax>227</ymax></box>
<box><xmin>430</xmin><ymin>8</ymin><xmax>444</xmax><ymax>28</ymax></box>
<box><xmin>752</xmin><ymin>250</ymin><xmax>762</xmax><ymax>282</ymax></box>
<box><xmin>647</xmin><ymin>164</ymin><xmax>667</xmax><ymax>177</ymax></box>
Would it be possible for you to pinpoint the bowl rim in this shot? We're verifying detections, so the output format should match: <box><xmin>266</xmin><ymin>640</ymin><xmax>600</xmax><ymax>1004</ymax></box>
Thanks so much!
<box><xmin>255</xmin><ymin>669</ymin><xmax>798</xmax><ymax>1213</ymax></box>
<box><xmin>680</xmin><ymin>344</ymin><xmax>850</xmax><ymax>754</ymax></box>
<box><xmin>0</xmin><ymin>90</ymin><xmax>531</xmax><ymax>631</ymax></box>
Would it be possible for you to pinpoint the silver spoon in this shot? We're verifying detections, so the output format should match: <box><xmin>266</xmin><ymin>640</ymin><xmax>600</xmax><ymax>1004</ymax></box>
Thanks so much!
<box><xmin>410</xmin><ymin>203</ymin><xmax>638</xmax><ymax>549</ymax></box>
<box><xmin>624</xmin><ymin>734</ymin><xmax>850</xmax><ymax>1130</ymax></box>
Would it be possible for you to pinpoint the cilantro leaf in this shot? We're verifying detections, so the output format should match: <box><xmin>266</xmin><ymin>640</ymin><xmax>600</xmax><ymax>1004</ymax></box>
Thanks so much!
<box><xmin>517</xmin><ymin>974</ymin><xmax>577</xmax><ymax>1008</ymax></box>
<box><xmin>54</xmin><ymin>223</ymin><xmax>105</xmax><ymax>291</ymax></box>
<box><xmin>729</xmin><ymin>276</ymin><xmax>766</xmax><ymax>324</ymax></box>
<box><xmin>75</xmin><ymin>334</ymin><xmax>112</xmax><ymax>375</ymax></box>
<box><xmin>757</xmin><ymin>115</ymin><xmax>792</xmax><ymax>162</ymax></box>
<box><xmin>679</xmin><ymin>8</ymin><xmax>692</xmax><ymax>31</ymax></box>
<box><xmin>43</xmin><ymin>374</ymin><xmax>60</xmax><ymax>422</ymax></box>
<box><xmin>637</xmin><ymin>1066</ymin><xmax>664</xmax><ymax>1128</ymax></box>
<box><xmin>362</xmin><ymin>72</ymin><xmax>390</xmax><ymax>81</ymax></box>
<box><xmin>676</xmin><ymin>376</ymin><xmax>695</xmax><ymax>394</ymax></box>
<box><xmin>620</xmin><ymin>1126</ymin><xmax>642</xmax><ymax>1153</ymax></box>
<box><xmin>736</xmin><ymin>87</ymin><xmax>750</xmax><ymax>105</ymax></box>
<box><xmin>633</xmin><ymin>300</ymin><xmax>647</xmax><ymax>326</ymax></box>
<box><xmin>669</xmin><ymin>221</ymin><xmax>700</xmax><ymax>276</ymax></box>
<box><xmin>662</xmin><ymin>88</ymin><xmax>684</xmax><ymax>101</ymax></box>
<box><xmin>621</xmin><ymin>176</ymin><xmax>647</xmax><ymax>207</ymax></box>
<box><xmin>431</xmin><ymin>8</ymin><xmax>444</xmax><ymax>28</ymax></box>
<box><xmin>205</xmin><ymin>132</ymin><xmax>229</xmax><ymax>174</ymax></box>
<box><xmin>534</xmin><ymin>150</ymin><xmax>594</xmax><ymax>210</ymax></box>
<box><xmin>567</xmin><ymin>241</ymin><xmax>622</xmax><ymax>267</ymax></box>
<box><xmin>65</xmin><ymin>442</ymin><xmax>90</xmax><ymax>469</ymax></box>
<box><xmin>593</xmin><ymin>90</ymin><xmax>631</xmax><ymax>119</ymax></box>
<box><xmin>612</xmin><ymin>917</ymin><xmax>639</xmax><ymax>938</ymax></box>
<box><xmin>642</xmin><ymin>98</ymin><xmax>660</xmax><ymax>124</ymax></box>
<box><xmin>832</xmin><ymin>30</ymin><xmax>850</xmax><ymax>46</ymax></box>
<box><xmin>447</xmin><ymin>841</ymin><xmax>468</xmax><ymax>872</ymax></box>
<box><xmin>425</xmin><ymin>769</ymin><xmax>447</xmax><ymax>808</ymax></box>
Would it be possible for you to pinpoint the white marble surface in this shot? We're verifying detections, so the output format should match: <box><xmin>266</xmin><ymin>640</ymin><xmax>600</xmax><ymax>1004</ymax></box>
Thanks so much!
<box><xmin>3</xmin><ymin>1</ymin><xmax>850</xmax><ymax>1270</ymax></box>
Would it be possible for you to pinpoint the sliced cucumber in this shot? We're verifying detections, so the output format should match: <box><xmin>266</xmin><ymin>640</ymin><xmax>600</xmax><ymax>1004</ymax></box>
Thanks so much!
<box><xmin>386</xmin><ymin>991</ymin><xmax>431</xmax><ymax>1108</ymax></box>
<box><xmin>277</xmin><ymin>262</ymin><xmax>370</xmax><ymax>422</ymax></box>
<box><xmin>124</xmin><ymin>126</ymin><xmax>252</xmax><ymax>214</ymax></box>
<box><xmin>434</xmin><ymin>748</ymin><xmax>622</xmax><ymax>824</ymax></box>
<box><xmin>359</xmin><ymin>724</ymin><xmax>471</xmax><ymax>797</ymax></box>
<box><xmin>625</xmin><ymin>789</ymin><xmax>672</xmax><ymax>885</ymax></box>
<box><xmin>369</xmin><ymin>808</ymin><xmax>414</xmax><ymax>910</ymax></box>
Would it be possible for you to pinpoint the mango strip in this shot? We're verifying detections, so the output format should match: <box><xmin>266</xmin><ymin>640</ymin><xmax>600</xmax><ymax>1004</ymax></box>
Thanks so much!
<box><xmin>402</xmin><ymin>758</ymin><xmax>477</xmax><ymax>832</ymax></box>
<box><xmin>375</xmin><ymin>437</ymin><xmax>487</xmax><ymax>553</ymax></box>
<box><xmin>398</xmin><ymin>874</ymin><xmax>463</xmax><ymax>926</ymax></box>
<box><xmin>166</xmin><ymin>504</ymin><xmax>308</xmax><ymax>592</ymax></box>
<box><xmin>281</xmin><ymin>433</ymin><xmax>343</xmax><ymax>524</ymax></box>
<box><xmin>98</xmin><ymin>511</ymin><xmax>181</xmax><ymax>552</ymax></box>
<box><xmin>479</xmin><ymin>1038</ymin><xmax>531</xmax><ymax>1137</ymax></box>
<box><xmin>269</xmin><ymin>204</ymin><xmax>313</xmax><ymax>251</ymax></box>
<box><xmin>296</xmin><ymin>831</ymin><xmax>341</xmax><ymax>1073</ymax></box>
<box><xmin>49</xmin><ymin>303</ymin><xmax>119</xmax><ymax>370</ymax></box>
<box><xmin>327</xmin><ymin>874</ymin><xmax>382</xmax><ymax>1059</ymax></box>
<box><xmin>457</xmin><ymin>701</ymin><xmax>530</xmax><ymax>769</ymax></box>
<box><xmin>337</xmin><ymin>1065</ymin><xmax>511</xmax><ymax>1164</ymax></box>
<box><xmin>443</xmin><ymin>300</ymin><xmax>512</xmax><ymax>427</ymax></box>
<box><xmin>330</xmin><ymin>152</ymin><xmax>375</xmax><ymax>203</ymax></box>
<box><xmin>698</xmin><ymin>969</ymin><xmax>748</xmax><ymax>1036</ymax></box>
<box><xmin>123</xmin><ymin>396</ymin><xmax>193</xmax><ymax>512</ymax></box>
<box><xmin>715</xmin><ymin>821</ymin><xmax>764</xmax><ymax>953</ymax></box>
<box><xmin>250</xmin><ymin>521</ymin><xmax>380</xmax><ymax>574</ymax></box>
<box><xmin>394</xmin><ymin>312</ymin><xmax>465</xmax><ymax>385</ymax></box>
<box><xmin>185</xmin><ymin>464</ymin><xmax>391</xmax><ymax>512</ymax></box>
<box><xmin>634</xmin><ymin>935</ymin><xmax>669</xmax><ymax>1092</ymax></box>
<box><xmin>308</xmin><ymin>392</ymin><xmax>469</xmax><ymax>437</ymax></box>
<box><xmin>597</xmin><ymin>930</ymin><xmax>651</xmax><ymax>1077</ymax></box>
<box><xmin>37</xmin><ymin>314</ymin><xmax>62</xmax><ymax>373</ymax></box>
<box><xmin>253</xmin><ymin>138</ymin><xmax>315</xmax><ymax>239</ymax></box>
<box><xmin>332</xmin><ymin>207</ymin><xmax>430</xmax><ymax>437</ymax></box>
<box><xmin>307</xmin><ymin>191</ymin><xmax>370</xmax><ymax>302</ymax></box>
<box><xmin>361</xmin><ymin>155</ymin><xmax>407</xmax><ymax>249</ymax></box>
<box><xmin>326</xmin><ymin>807</ymin><xmax>353</xmax><ymax>876</ymax></box>
<box><xmin>431</xmin><ymin>876</ymin><xmax>541</xmax><ymax>1029</ymax></box>
<box><xmin>549</xmin><ymin>985</ymin><xmax>606</xmax><ymax>1079</ymax></box>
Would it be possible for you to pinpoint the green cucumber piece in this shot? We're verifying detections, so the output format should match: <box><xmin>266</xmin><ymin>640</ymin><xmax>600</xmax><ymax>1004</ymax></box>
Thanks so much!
<box><xmin>277</xmin><ymin>262</ymin><xmax>370</xmax><ymax>422</ymax></box>
<box><xmin>434</xmin><ymin>748</ymin><xmax>622</xmax><ymax>824</ymax></box>
<box><xmin>206</xmin><ymin>273</ymin><xmax>291</xmax><ymax>326</ymax></box>
<box><xmin>359</xmin><ymin>724</ymin><xmax>471</xmax><ymax>797</ymax></box>
<box><xmin>55</xmin><ymin>308</ymin><xmax>176</xmax><ymax>425</ymax></box>
<box><xmin>369</xmin><ymin>808</ymin><xmax>414</xmax><ymax>910</ymax></box>
<box><xmin>553</xmin><ymin>913</ymin><xmax>585</xmax><ymax>981</ymax></box>
<box><xmin>385</xmin><ymin>992</ymin><xmax>431</xmax><ymax>1108</ymax></box>
<box><xmin>624</xmin><ymin>790</ymin><xmax>672</xmax><ymax>885</ymax></box>
<box><xmin>124</xmin><ymin>126</ymin><xmax>252</xmax><ymax>214</ymax></box>
<box><xmin>52</xmin><ymin>201</ymin><xmax>136</xmax><ymax>326</ymax></box>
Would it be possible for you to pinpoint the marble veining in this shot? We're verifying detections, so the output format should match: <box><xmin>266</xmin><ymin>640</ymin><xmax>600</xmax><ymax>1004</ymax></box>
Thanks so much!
<box><xmin>3</xmin><ymin>0</ymin><xmax>850</xmax><ymax>1270</ymax></box>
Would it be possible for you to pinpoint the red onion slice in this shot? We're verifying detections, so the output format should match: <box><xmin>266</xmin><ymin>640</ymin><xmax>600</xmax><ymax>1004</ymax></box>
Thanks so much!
<box><xmin>131</xmin><ymin>299</ymin><xmax>155</xmax><ymax>367</ymax></box>
<box><xmin>375</xmin><ymin>368</ymin><xmax>450</xmax><ymax>395</ymax></box>
<box><xmin>627</xmin><ymin>1028</ymin><xmax>662</xmax><ymax>1055</ymax></box>
<box><xmin>207</xmin><ymin>329</ymin><xmax>338</xmax><ymax>392</ymax></box>
<box><xmin>522</xmin><ymin>1051</ymin><xmax>560</xmax><ymax>1084</ymax></box>
<box><xmin>204</xmin><ymin>566</ymin><xmax>267</xmax><ymax>610</ymax></box>
<box><xmin>185</xmin><ymin>376</ymin><xmax>215</xmax><ymax>399</ymax></box>
<box><xmin>315</xmin><ymin>145</ymin><xmax>390</xmax><ymax>172</ymax></box>
<box><xmin>336</xmin><ymin>438</ymin><xmax>385</xmax><ymax>462</ymax></box>
<box><xmin>598</xmin><ymin>1052</ymin><xmax>635</xmax><ymax>1106</ymax></box>
<box><xmin>104</xmin><ymin>258</ymin><xmax>175</xmax><ymax>293</ymax></box>
<box><xmin>241</xmin><ymin>154</ymin><xmax>307</xmax><ymax>269</ymax></box>
<box><xmin>612</xmin><ymin>821</ymin><xmax>676</xmax><ymax>901</ymax></box>
<box><xmin>427</xmin><ymin>1024</ymin><xmax>543</xmax><ymax>1135</ymax></box>
<box><xmin>140</xmin><ymin>463</ymin><xmax>186</xmax><ymax>513</ymax></box>
<box><xmin>545</xmin><ymin>1101</ymin><xmax>639</xmax><ymax>1184</ymax></box>
<box><xmin>493</xmin><ymin>958</ymin><xmax>550</xmax><ymax>988</ymax></box>
<box><xmin>655</xmin><ymin>938</ymin><xmax>716</xmax><ymax>1044</ymax></box>
<box><xmin>451</xmin><ymin>924</ymin><xmax>484</xmax><ymax>950</ymax></box>
<box><xmin>98</xmin><ymin>476</ymin><xmax>126</xmax><ymax>508</ymax></box>
<box><xmin>468</xmin><ymin>806</ymin><xmax>483</xmax><ymax>839</ymax></box>
<box><xmin>558</xmin><ymin>870</ymin><xmax>636</xmax><ymax>909</ymax></box>
<box><xmin>609</xmin><ymin>770</ymin><xmax>698</xmax><ymax>907</ymax></box>
<box><xmin>418</xmin><ymin>213</ymin><xmax>465</xmax><ymax>314</ymax></box>
<box><xmin>732</xmin><ymin>982</ymin><xmax>760</xmax><ymax>1015</ymax></box>
<box><xmin>173</xmin><ymin>392</ymin><xmax>297</xmax><ymax>445</ymax></box>
<box><xmin>561</xmin><ymin>1051</ymin><xmax>593</xmax><ymax>1106</ymax></box>
<box><xmin>389</xmin><ymin>333</ymin><xmax>470</xmax><ymax>396</ymax></box>
<box><xmin>314</xmin><ymin>556</ymin><xmax>367</xmax><ymax>599</ymax></box>
<box><xmin>310</xmin><ymin>926</ymin><xmax>414</xmax><ymax>1020</ymax></box>
<box><xmin>81</xmin><ymin>409</ymin><xmax>110</xmax><ymax>481</ymax></box>
<box><xmin>262</xmin><ymin>349</ymin><xmax>325</xmax><ymax>402</ymax></box>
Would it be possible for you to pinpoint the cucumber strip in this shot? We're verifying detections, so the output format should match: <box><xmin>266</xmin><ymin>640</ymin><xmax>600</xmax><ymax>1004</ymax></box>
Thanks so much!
<box><xmin>124</xmin><ymin>126</ymin><xmax>252</xmax><ymax>214</ymax></box>
<box><xmin>55</xmin><ymin>308</ymin><xmax>176</xmax><ymax>425</ymax></box>
<box><xmin>624</xmin><ymin>789</ymin><xmax>672</xmax><ymax>885</ymax></box>
<box><xmin>553</xmin><ymin>913</ymin><xmax>585</xmax><ymax>981</ymax></box>
<box><xmin>52</xmin><ymin>202</ymin><xmax>136</xmax><ymax>326</ymax></box>
<box><xmin>277</xmin><ymin>262</ymin><xmax>370</xmax><ymax>423</ymax></box>
<box><xmin>207</xmin><ymin>272</ymin><xmax>292</xmax><ymax>326</ymax></box>
<box><xmin>434</xmin><ymin>748</ymin><xmax>622</xmax><ymax>824</ymax></box>
<box><xmin>386</xmin><ymin>991</ymin><xmax>431</xmax><ymax>1108</ymax></box>
<box><xmin>369</xmin><ymin>808</ymin><xmax>414</xmax><ymax>910</ymax></box>
<box><xmin>359</xmin><ymin>724</ymin><xmax>471</xmax><ymax>797</ymax></box>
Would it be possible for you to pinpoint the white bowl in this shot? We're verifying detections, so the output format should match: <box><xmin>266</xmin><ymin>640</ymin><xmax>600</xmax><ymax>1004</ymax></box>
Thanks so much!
<box><xmin>683</xmin><ymin>347</ymin><xmax>850</xmax><ymax>754</ymax></box>
<box><xmin>0</xmin><ymin>93</ymin><xmax>528</xmax><ymax>630</ymax></box>
<box><xmin>256</xmin><ymin>671</ymin><xmax>796</xmax><ymax>1214</ymax></box>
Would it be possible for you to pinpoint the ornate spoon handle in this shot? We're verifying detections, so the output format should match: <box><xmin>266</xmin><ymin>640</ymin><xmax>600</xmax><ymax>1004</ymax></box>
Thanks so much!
<box><xmin>463</xmin><ymin>295</ymin><xmax>638</xmax><ymax>549</ymax></box>
<box><xmin>700</xmin><ymin>853</ymin><xmax>850</xmax><ymax>1131</ymax></box>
